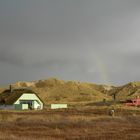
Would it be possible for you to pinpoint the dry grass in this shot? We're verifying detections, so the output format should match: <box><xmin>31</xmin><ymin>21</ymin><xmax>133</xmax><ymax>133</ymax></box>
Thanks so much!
<box><xmin>0</xmin><ymin>78</ymin><xmax>109</xmax><ymax>105</ymax></box>
<box><xmin>108</xmin><ymin>82</ymin><xmax>140</xmax><ymax>100</ymax></box>
<box><xmin>1</xmin><ymin>78</ymin><xmax>140</xmax><ymax>105</ymax></box>
<box><xmin>0</xmin><ymin>107</ymin><xmax>140</xmax><ymax>140</ymax></box>
<box><xmin>1</xmin><ymin>79</ymin><xmax>140</xmax><ymax>139</ymax></box>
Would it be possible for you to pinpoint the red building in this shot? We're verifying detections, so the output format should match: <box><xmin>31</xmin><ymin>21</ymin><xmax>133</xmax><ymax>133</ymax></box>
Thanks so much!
<box><xmin>125</xmin><ymin>98</ymin><xmax>140</xmax><ymax>106</ymax></box>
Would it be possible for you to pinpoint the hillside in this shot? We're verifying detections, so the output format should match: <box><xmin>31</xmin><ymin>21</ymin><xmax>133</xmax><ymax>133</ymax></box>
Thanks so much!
<box><xmin>0</xmin><ymin>78</ymin><xmax>111</xmax><ymax>105</ymax></box>
<box><xmin>0</xmin><ymin>78</ymin><xmax>140</xmax><ymax>105</ymax></box>
<box><xmin>12</xmin><ymin>80</ymin><xmax>140</xmax><ymax>102</ymax></box>
<box><xmin>108</xmin><ymin>82</ymin><xmax>140</xmax><ymax>100</ymax></box>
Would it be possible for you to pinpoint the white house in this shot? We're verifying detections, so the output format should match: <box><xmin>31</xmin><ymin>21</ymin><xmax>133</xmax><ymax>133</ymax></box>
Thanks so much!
<box><xmin>2</xmin><ymin>88</ymin><xmax>44</xmax><ymax>110</ymax></box>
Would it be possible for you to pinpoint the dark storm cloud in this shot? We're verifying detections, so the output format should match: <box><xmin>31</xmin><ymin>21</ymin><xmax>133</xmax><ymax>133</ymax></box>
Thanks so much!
<box><xmin>0</xmin><ymin>0</ymin><xmax>140</xmax><ymax>85</ymax></box>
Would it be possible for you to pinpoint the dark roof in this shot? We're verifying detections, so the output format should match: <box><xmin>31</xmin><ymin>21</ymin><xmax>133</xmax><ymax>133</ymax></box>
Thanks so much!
<box><xmin>0</xmin><ymin>88</ymin><xmax>43</xmax><ymax>105</ymax></box>
<box><xmin>5</xmin><ymin>92</ymin><xmax>24</xmax><ymax>104</ymax></box>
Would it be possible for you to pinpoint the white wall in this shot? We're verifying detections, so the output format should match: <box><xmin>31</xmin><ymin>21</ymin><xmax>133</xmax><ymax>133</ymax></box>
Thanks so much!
<box><xmin>14</xmin><ymin>93</ymin><xmax>43</xmax><ymax>109</ymax></box>
<box><xmin>34</xmin><ymin>100</ymin><xmax>41</xmax><ymax>110</ymax></box>
<box><xmin>51</xmin><ymin>104</ymin><xmax>67</xmax><ymax>109</ymax></box>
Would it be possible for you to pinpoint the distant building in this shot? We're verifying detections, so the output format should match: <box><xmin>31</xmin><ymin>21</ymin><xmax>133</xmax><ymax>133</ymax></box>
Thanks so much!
<box><xmin>125</xmin><ymin>97</ymin><xmax>140</xmax><ymax>106</ymax></box>
<box><xmin>0</xmin><ymin>87</ymin><xmax>44</xmax><ymax>110</ymax></box>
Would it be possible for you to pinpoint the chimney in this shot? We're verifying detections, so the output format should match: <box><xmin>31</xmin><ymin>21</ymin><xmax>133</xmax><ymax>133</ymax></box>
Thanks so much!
<box><xmin>9</xmin><ymin>85</ymin><xmax>13</xmax><ymax>93</ymax></box>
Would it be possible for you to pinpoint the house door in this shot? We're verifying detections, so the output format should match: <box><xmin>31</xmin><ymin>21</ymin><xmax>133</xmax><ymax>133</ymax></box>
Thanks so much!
<box><xmin>20</xmin><ymin>100</ymin><xmax>33</xmax><ymax>110</ymax></box>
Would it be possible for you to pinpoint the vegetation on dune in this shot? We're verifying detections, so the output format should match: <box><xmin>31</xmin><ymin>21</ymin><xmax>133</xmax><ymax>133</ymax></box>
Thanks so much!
<box><xmin>0</xmin><ymin>79</ymin><xmax>140</xmax><ymax>140</ymax></box>
<box><xmin>108</xmin><ymin>82</ymin><xmax>140</xmax><ymax>101</ymax></box>
<box><xmin>0</xmin><ymin>78</ymin><xmax>140</xmax><ymax>105</ymax></box>
<box><xmin>0</xmin><ymin>78</ymin><xmax>109</xmax><ymax>105</ymax></box>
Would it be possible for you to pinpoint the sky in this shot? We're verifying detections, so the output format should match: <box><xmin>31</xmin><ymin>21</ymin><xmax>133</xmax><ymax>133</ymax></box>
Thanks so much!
<box><xmin>0</xmin><ymin>0</ymin><xmax>140</xmax><ymax>86</ymax></box>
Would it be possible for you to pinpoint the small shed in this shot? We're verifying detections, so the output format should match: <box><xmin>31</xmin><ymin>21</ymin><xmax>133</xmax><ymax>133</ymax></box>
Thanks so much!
<box><xmin>1</xmin><ymin>88</ymin><xmax>44</xmax><ymax>110</ymax></box>
<box><xmin>51</xmin><ymin>104</ymin><xmax>68</xmax><ymax>109</ymax></box>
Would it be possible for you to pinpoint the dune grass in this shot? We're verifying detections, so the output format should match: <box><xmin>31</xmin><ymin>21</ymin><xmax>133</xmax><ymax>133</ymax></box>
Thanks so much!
<box><xmin>0</xmin><ymin>107</ymin><xmax>140</xmax><ymax>140</ymax></box>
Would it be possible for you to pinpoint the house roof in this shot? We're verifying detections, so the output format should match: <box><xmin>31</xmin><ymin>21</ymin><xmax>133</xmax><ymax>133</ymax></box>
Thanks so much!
<box><xmin>1</xmin><ymin>88</ymin><xmax>43</xmax><ymax>105</ymax></box>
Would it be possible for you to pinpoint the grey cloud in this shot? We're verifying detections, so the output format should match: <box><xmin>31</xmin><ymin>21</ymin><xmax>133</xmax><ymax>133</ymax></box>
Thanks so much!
<box><xmin>0</xmin><ymin>0</ymin><xmax>140</xmax><ymax>85</ymax></box>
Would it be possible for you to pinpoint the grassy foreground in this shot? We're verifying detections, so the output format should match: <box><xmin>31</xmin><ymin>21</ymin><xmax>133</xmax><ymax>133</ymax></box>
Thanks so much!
<box><xmin>0</xmin><ymin>106</ymin><xmax>140</xmax><ymax>140</ymax></box>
